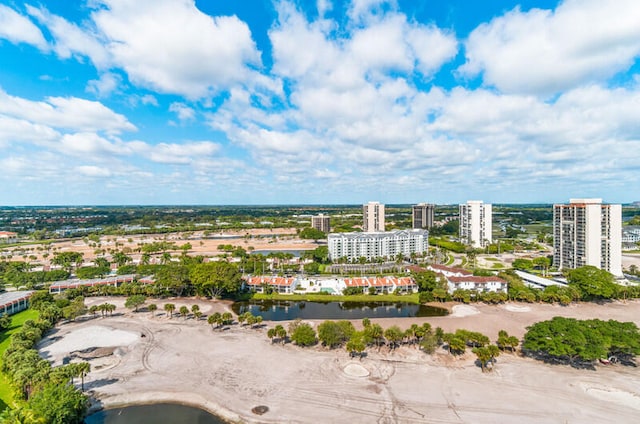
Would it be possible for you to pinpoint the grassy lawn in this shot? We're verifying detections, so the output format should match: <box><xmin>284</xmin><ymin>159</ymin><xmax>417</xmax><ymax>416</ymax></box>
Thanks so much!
<box><xmin>252</xmin><ymin>292</ymin><xmax>420</xmax><ymax>304</ymax></box>
<box><xmin>0</xmin><ymin>309</ymin><xmax>39</xmax><ymax>413</ymax></box>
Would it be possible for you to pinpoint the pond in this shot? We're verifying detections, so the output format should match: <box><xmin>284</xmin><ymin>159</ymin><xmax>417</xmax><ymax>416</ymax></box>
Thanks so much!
<box><xmin>84</xmin><ymin>403</ymin><xmax>226</xmax><ymax>424</ymax></box>
<box><xmin>250</xmin><ymin>249</ymin><xmax>305</xmax><ymax>256</ymax></box>
<box><xmin>232</xmin><ymin>300</ymin><xmax>448</xmax><ymax>321</ymax></box>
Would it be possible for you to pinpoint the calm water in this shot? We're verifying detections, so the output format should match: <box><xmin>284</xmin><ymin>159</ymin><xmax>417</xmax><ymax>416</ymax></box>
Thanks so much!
<box><xmin>232</xmin><ymin>300</ymin><xmax>448</xmax><ymax>321</ymax></box>
<box><xmin>250</xmin><ymin>249</ymin><xmax>304</xmax><ymax>256</ymax></box>
<box><xmin>85</xmin><ymin>403</ymin><xmax>225</xmax><ymax>424</ymax></box>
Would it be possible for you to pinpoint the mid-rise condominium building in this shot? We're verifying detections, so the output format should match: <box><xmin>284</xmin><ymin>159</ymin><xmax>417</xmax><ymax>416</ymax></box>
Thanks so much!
<box><xmin>553</xmin><ymin>198</ymin><xmax>622</xmax><ymax>276</ymax></box>
<box><xmin>363</xmin><ymin>201</ymin><xmax>385</xmax><ymax>232</ymax></box>
<box><xmin>311</xmin><ymin>214</ymin><xmax>330</xmax><ymax>233</ymax></box>
<box><xmin>459</xmin><ymin>200</ymin><xmax>492</xmax><ymax>248</ymax></box>
<box><xmin>328</xmin><ymin>229</ymin><xmax>429</xmax><ymax>262</ymax></box>
<box><xmin>412</xmin><ymin>203</ymin><xmax>435</xmax><ymax>229</ymax></box>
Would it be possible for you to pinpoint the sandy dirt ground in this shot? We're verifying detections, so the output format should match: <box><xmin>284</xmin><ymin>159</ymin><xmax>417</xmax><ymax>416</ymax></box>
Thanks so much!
<box><xmin>37</xmin><ymin>298</ymin><xmax>640</xmax><ymax>424</ymax></box>
<box><xmin>8</xmin><ymin>228</ymin><xmax>319</xmax><ymax>264</ymax></box>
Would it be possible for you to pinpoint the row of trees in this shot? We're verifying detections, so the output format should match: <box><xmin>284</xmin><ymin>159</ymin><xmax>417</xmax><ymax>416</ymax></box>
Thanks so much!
<box><xmin>0</xmin><ymin>294</ymin><xmax>90</xmax><ymax>423</ymax></box>
<box><xmin>266</xmin><ymin>318</ymin><xmax>520</xmax><ymax>372</ymax></box>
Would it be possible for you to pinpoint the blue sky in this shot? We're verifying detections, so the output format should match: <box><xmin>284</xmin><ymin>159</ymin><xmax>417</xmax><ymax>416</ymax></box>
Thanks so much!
<box><xmin>0</xmin><ymin>0</ymin><xmax>639</xmax><ymax>206</ymax></box>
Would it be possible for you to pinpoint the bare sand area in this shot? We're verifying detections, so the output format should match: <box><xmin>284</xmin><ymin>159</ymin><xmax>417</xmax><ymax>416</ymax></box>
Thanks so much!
<box><xmin>11</xmin><ymin>228</ymin><xmax>319</xmax><ymax>263</ymax></box>
<box><xmin>38</xmin><ymin>299</ymin><xmax>640</xmax><ymax>424</ymax></box>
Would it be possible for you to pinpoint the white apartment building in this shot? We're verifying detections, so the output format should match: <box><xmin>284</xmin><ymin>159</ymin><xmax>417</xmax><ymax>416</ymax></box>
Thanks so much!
<box><xmin>459</xmin><ymin>200</ymin><xmax>492</xmax><ymax>248</ymax></box>
<box><xmin>328</xmin><ymin>229</ymin><xmax>428</xmax><ymax>261</ymax></box>
<box><xmin>412</xmin><ymin>203</ymin><xmax>435</xmax><ymax>229</ymax></box>
<box><xmin>553</xmin><ymin>198</ymin><xmax>622</xmax><ymax>276</ymax></box>
<box><xmin>311</xmin><ymin>214</ymin><xmax>330</xmax><ymax>233</ymax></box>
<box><xmin>363</xmin><ymin>201</ymin><xmax>385</xmax><ymax>232</ymax></box>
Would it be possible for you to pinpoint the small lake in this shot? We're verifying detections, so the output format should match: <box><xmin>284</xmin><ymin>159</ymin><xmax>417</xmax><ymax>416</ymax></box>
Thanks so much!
<box><xmin>232</xmin><ymin>300</ymin><xmax>448</xmax><ymax>321</ymax></box>
<box><xmin>250</xmin><ymin>249</ymin><xmax>305</xmax><ymax>256</ymax></box>
<box><xmin>85</xmin><ymin>403</ymin><xmax>225</xmax><ymax>424</ymax></box>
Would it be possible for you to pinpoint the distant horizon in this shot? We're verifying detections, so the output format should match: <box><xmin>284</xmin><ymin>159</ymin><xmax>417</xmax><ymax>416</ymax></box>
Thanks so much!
<box><xmin>2</xmin><ymin>200</ymin><xmax>639</xmax><ymax>209</ymax></box>
<box><xmin>1</xmin><ymin>1</ymin><xmax>639</xmax><ymax>204</ymax></box>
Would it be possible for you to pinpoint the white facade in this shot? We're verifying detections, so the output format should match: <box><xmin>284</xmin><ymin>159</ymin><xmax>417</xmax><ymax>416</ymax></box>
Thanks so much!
<box><xmin>328</xmin><ymin>229</ymin><xmax>428</xmax><ymax>261</ymax></box>
<box><xmin>553</xmin><ymin>198</ymin><xmax>622</xmax><ymax>276</ymax></box>
<box><xmin>459</xmin><ymin>200</ymin><xmax>492</xmax><ymax>248</ymax></box>
<box><xmin>363</xmin><ymin>201</ymin><xmax>385</xmax><ymax>232</ymax></box>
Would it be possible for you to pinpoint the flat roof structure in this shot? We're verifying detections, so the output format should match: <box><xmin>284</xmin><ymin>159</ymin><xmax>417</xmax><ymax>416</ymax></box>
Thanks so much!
<box><xmin>0</xmin><ymin>290</ymin><xmax>34</xmax><ymax>316</ymax></box>
<box><xmin>49</xmin><ymin>274</ymin><xmax>154</xmax><ymax>293</ymax></box>
<box><xmin>515</xmin><ymin>270</ymin><xmax>567</xmax><ymax>289</ymax></box>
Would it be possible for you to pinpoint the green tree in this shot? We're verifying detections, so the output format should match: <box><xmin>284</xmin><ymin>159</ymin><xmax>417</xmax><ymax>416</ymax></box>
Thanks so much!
<box><xmin>221</xmin><ymin>312</ymin><xmax>233</xmax><ymax>326</ymax></box>
<box><xmin>155</xmin><ymin>264</ymin><xmax>191</xmax><ymax>297</ymax></box>
<box><xmin>51</xmin><ymin>251</ymin><xmax>84</xmax><ymax>271</ymax></box>
<box><xmin>346</xmin><ymin>331</ymin><xmax>367</xmax><ymax>359</ymax></box>
<box><xmin>27</xmin><ymin>382</ymin><xmax>87</xmax><ymax>424</ymax></box>
<box><xmin>317</xmin><ymin>320</ymin><xmax>354</xmax><ymax>348</ymax></box>
<box><xmin>189</xmin><ymin>262</ymin><xmax>242</xmax><ymax>298</ymax></box>
<box><xmin>384</xmin><ymin>326</ymin><xmax>404</xmax><ymax>351</ymax></box>
<box><xmin>164</xmin><ymin>303</ymin><xmax>175</xmax><ymax>319</ymax></box>
<box><xmin>275</xmin><ymin>324</ymin><xmax>287</xmax><ymax>344</ymax></box>
<box><xmin>566</xmin><ymin>266</ymin><xmax>619</xmax><ymax>300</ymax></box>
<box><xmin>290</xmin><ymin>323</ymin><xmax>317</xmax><ymax>347</ymax></box>
<box><xmin>148</xmin><ymin>303</ymin><xmax>158</xmax><ymax>317</ymax></box>
<box><xmin>111</xmin><ymin>251</ymin><xmax>132</xmax><ymax>268</ymax></box>
<box><xmin>299</xmin><ymin>227</ymin><xmax>326</xmax><ymax>240</ymax></box>
<box><xmin>473</xmin><ymin>345</ymin><xmax>500</xmax><ymax>372</ymax></box>
<box><xmin>411</xmin><ymin>270</ymin><xmax>438</xmax><ymax>292</ymax></box>
<box><xmin>124</xmin><ymin>295</ymin><xmax>146</xmax><ymax>312</ymax></box>
<box><xmin>267</xmin><ymin>328</ymin><xmax>276</xmax><ymax>343</ymax></box>
<box><xmin>179</xmin><ymin>305</ymin><xmax>189</xmax><ymax>319</ymax></box>
<box><xmin>208</xmin><ymin>312</ymin><xmax>221</xmax><ymax>330</ymax></box>
<box><xmin>512</xmin><ymin>258</ymin><xmax>533</xmax><ymax>270</ymax></box>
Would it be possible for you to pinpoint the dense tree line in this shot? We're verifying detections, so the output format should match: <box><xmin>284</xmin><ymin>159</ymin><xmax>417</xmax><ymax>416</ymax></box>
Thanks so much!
<box><xmin>523</xmin><ymin>317</ymin><xmax>640</xmax><ymax>368</ymax></box>
<box><xmin>0</xmin><ymin>292</ymin><xmax>90</xmax><ymax>423</ymax></box>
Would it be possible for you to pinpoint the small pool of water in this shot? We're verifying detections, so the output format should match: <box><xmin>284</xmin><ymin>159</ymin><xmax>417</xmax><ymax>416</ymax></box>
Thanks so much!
<box><xmin>85</xmin><ymin>403</ymin><xmax>225</xmax><ymax>424</ymax></box>
<box><xmin>232</xmin><ymin>300</ymin><xmax>448</xmax><ymax>321</ymax></box>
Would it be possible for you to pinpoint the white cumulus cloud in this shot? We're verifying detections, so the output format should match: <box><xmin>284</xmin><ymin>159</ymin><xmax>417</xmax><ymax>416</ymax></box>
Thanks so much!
<box><xmin>0</xmin><ymin>5</ymin><xmax>48</xmax><ymax>50</ymax></box>
<box><xmin>459</xmin><ymin>0</ymin><xmax>640</xmax><ymax>95</ymax></box>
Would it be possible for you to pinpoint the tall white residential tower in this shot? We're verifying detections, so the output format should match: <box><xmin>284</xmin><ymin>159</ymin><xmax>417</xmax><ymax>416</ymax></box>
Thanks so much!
<box><xmin>553</xmin><ymin>198</ymin><xmax>622</xmax><ymax>276</ymax></box>
<box><xmin>459</xmin><ymin>200</ymin><xmax>492</xmax><ymax>248</ymax></box>
<box><xmin>363</xmin><ymin>202</ymin><xmax>385</xmax><ymax>233</ymax></box>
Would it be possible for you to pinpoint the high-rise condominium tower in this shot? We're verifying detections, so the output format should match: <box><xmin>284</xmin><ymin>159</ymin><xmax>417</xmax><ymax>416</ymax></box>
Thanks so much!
<box><xmin>459</xmin><ymin>200</ymin><xmax>492</xmax><ymax>248</ymax></box>
<box><xmin>363</xmin><ymin>202</ymin><xmax>385</xmax><ymax>232</ymax></box>
<box><xmin>311</xmin><ymin>214</ymin><xmax>330</xmax><ymax>233</ymax></box>
<box><xmin>412</xmin><ymin>203</ymin><xmax>435</xmax><ymax>229</ymax></box>
<box><xmin>553</xmin><ymin>198</ymin><xmax>622</xmax><ymax>276</ymax></box>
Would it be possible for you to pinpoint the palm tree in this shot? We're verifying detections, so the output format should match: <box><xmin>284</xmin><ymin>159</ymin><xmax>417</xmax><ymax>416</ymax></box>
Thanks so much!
<box><xmin>275</xmin><ymin>324</ymin><xmax>287</xmax><ymax>344</ymax></box>
<box><xmin>148</xmin><ymin>303</ymin><xmax>158</xmax><ymax>317</ymax></box>
<box><xmin>267</xmin><ymin>328</ymin><xmax>276</xmax><ymax>343</ymax></box>
<box><xmin>179</xmin><ymin>306</ymin><xmax>189</xmax><ymax>319</ymax></box>
<box><xmin>191</xmin><ymin>304</ymin><xmax>200</xmax><ymax>316</ymax></box>
<box><xmin>76</xmin><ymin>362</ymin><xmax>91</xmax><ymax>391</ymax></box>
<box><xmin>164</xmin><ymin>303</ymin><xmax>176</xmax><ymax>319</ymax></box>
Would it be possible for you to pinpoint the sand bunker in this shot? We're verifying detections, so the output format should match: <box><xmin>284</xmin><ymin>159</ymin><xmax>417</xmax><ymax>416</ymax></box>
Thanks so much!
<box><xmin>450</xmin><ymin>305</ymin><xmax>480</xmax><ymax>317</ymax></box>
<box><xmin>583</xmin><ymin>384</ymin><xmax>640</xmax><ymax>410</ymax></box>
<box><xmin>42</xmin><ymin>325</ymin><xmax>140</xmax><ymax>356</ymax></box>
<box><xmin>343</xmin><ymin>363</ymin><xmax>370</xmax><ymax>377</ymax></box>
<box><xmin>505</xmin><ymin>304</ymin><xmax>531</xmax><ymax>312</ymax></box>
